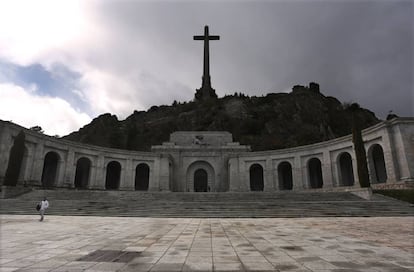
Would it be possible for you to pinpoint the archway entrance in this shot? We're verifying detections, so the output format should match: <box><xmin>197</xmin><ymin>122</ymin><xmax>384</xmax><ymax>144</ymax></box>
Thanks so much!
<box><xmin>369</xmin><ymin>144</ymin><xmax>387</xmax><ymax>183</ymax></box>
<box><xmin>338</xmin><ymin>153</ymin><xmax>354</xmax><ymax>186</ymax></box>
<box><xmin>74</xmin><ymin>157</ymin><xmax>91</xmax><ymax>189</ymax></box>
<box><xmin>105</xmin><ymin>161</ymin><xmax>121</xmax><ymax>190</ymax></box>
<box><xmin>135</xmin><ymin>163</ymin><xmax>150</xmax><ymax>191</ymax></box>
<box><xmin>278</xmin><ymin>162</ymin><xmax>293</xmax><ymax>190</ymax></box>
<box><xmin>250</xmin><ymin>164</ymin><xmax>264</xmax><ymax>191</ymax></box>
<box><xmin>194</xmin><ymin>169</ymin><xmax>208</xmax><ymax>192</ymax></box>
<box><xmin>41</xmin><ymin>152</ymin><xmax>60</xmax><ymax>188</ymax></box>
<box><xmin>308</xmin><ymin>158</ymin><xmax>323</xmax><ymax>188</ymax></box>
<box><xmin>186</xmin><ymin>161</ymin><xmax>215</xmax><ymax>192</ymax></box>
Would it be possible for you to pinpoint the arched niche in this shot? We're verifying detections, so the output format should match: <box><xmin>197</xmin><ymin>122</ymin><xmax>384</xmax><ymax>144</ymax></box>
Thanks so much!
<box><xmin>368</xmin><ymin>144</ymin><xmax>387</xmax><ymax>183</ymax></box>
<box><xmin>278</xmin><ymin>161</ymin><xmax>293</xmax><ymax>190</ymax></box>
<box><xmin>250</xmin><ymin>164</ymin><xmax>264</xmax><ymax>191</ymax></box>
<box><xmin>74</xmin><ymin>157</ymin><xmax>91</xmax><ymax>189</ymax></box>
<box><xmin>338</xmin><ymin>152</ymin><xmax>354</xmax><ymax>186</ymax></box>
<box><xmin>308</xmin><ymin>158</ymin><xmax>323</xmax><ymax>189</ymax></box>
<box><xmin>135</xmin><ymin>163</ymin><xmax>150</xmax><ymax>191</ymax></box>
<box><xmin>41</xmin><ymin>151</ymin><xmax>60</xmax><ymax>188</ymax></box>
<box><xmin>105</xmin><ymin>161</ymin><xmax>121</xmax><ymax>190</ymax></box>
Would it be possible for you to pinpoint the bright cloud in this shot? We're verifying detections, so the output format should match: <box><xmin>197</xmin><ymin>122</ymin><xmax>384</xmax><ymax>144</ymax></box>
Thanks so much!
<box><xmin>0</xmin><ymin>83</ymin><xmax>91</xmax><ymax>136</ymax></box>
<box><xmin>0</xmin><ymin>0</ymin><xmax>88</xmax><ymax>66</ymax></box>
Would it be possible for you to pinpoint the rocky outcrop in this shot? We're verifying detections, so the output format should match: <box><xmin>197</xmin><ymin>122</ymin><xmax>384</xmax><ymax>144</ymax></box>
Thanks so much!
<box><xmin>64</xmin><ymin>83</ymin><xmax>379</xmax><ymax>151</ymax></box>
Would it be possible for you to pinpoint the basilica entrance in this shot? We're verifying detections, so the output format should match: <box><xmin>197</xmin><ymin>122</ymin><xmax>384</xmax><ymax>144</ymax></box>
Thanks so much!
<box><xmin>186</xmin><ymin>161</ymin><xmax>215</xmax><ymax>192</ymax></box>
<box><xmin>194</xmin><ymin>169</ymin><xmax>208</xmax><ymax>192</ymax></box>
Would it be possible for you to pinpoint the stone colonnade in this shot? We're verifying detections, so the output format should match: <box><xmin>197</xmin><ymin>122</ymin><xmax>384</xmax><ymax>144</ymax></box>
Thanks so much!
<box><xmin>229</xmin><ymin>118</ymin><xmax>414</xmax><ymax>191</ymax></box>
<box><xmin>0</xmin><ymin>118</ymin><xmax>413</xmax><ymax>192</ymax></box>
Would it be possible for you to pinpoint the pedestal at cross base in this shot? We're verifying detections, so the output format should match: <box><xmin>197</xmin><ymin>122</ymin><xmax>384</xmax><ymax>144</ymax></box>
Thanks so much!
<box><xmin>194</xmin><ymin>25</ymin><xmax>219</xmax><ymax>101</ymax></box>
<box><xmin>195</xmin><ymin>86</ymin><xmax>217</xmax><ymax>101</ymax></box>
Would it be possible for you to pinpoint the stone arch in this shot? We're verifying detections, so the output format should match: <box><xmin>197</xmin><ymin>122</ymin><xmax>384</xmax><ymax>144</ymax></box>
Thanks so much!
<box><xmin>41</xmin><ymin>151</ymin><xmax>60</xmax><ymax>188</ymax></box>
<box><xmin>194</xmin><ymin>169</ymin><xmax>208</xmax><ymax>192</ymax></box>
<box><xmin>105</xmin><ymin>161</ymin><xmax>121</xmax><ymax>190</ymax></box>
<box><xmin>338</xmin><ymin>152</ymin><xmax>354</xmax><ymax>186</ymax></box>
<box><xmin>278</xmin><ymin>161</ymin><xmax>293</xmax><ymax>190</ymax></box>
<box><xmin>250</xmin><ymin>164</ymin><xmax>264</xmax><ymax>191</ymax></box>
<box><xmin>186</xmin><ymin>161</ymin><xmax>215</xmax><ymax>192</ymax></box>
<box><xmin>74</xmin><ymin>157</ymin><xmax>91</xmax><ymax>189</ymax></box>
<box><xmin>308</xmin><ymin>158</ymin><xmax>323</xmax><ymax>188</ymax></box>
<box><xmin>135</xmin><ymin>163</ymin><xmax>150</xmax><ymax>191</ymax></box>
<box><xmin>368</xmin><ymin>144</ymin><xmax>387</xmax><ymax>183</ymax></box>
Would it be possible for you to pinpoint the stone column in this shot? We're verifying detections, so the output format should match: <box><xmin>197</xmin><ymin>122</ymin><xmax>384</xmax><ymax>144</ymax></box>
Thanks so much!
<box><xmin>241</xmin><ymin>160</ymin><xmax>249</xmax><ymax>192</ymax></box>
<box><xmin>292</xmin><ymin>156</ymin><xmax>303</xmax><ymax>190</ymax></box>
<box><xmin>90</xmin><ymin>155</ymin><xmax>105</xmax><ymax>190</ymax></box>
<box><xmin>149</xmin><ymin>159</ymin><xmax>160</xmax><ymax>191</ymax></box>
<box><xmin>88</xmin><ymin>159</ymin><xmax>97</xmax><ymax>190</ymax></box>
<box><xmin>264</xmin><ymin>158</ymin><xmax>274</xmax><ymax>191</ymax></box>
<box><xmin>30</xmin><ymin>143</ymin><xmax>44</xmax><ymax>186</ymax></box>
<box><xmin>61</xmin><ymin>149</ymin><xmax>75</xmax><ymax>188</ymax></box>
<box><xmin>159</xmin><ymin>156</ymin><xmax>171</xmax><ymax>191</ymax></box>
<box><xmin>322</xmin><ymin>151</ymin><xmax>334</xmax><ymax>189</ymax></box>
<box><xmin>382</xmin><ymin>125</ymin><xmax>400</xmax><ymax>183</ymax></box>
<box><xmin>273</xmin><ymin>165</ymin><xmax>280</xmax><ymax>191</ymax></box>
<box><xmin>120</xmin><ymin>158</ymin><xmax>134</xmax><ymax>190</ymax></box>
<box><xmin>229</xmin><ymin>157</ymin><xmax>240</xmax><ymax>192</ymax></box>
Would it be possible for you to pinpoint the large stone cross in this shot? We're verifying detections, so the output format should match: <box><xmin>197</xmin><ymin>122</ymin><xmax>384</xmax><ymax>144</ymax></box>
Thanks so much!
<box><xmin>194</xmin><ymin>25</ymin><xmax>219</xmax><ymax>100</ymax></box>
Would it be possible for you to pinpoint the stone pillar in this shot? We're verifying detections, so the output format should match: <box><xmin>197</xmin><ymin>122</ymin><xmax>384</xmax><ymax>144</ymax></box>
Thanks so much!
<box><xmin>241</xmin><ymin>160</ymin><xmax>249</xmax><ymax>192</ymax></box>
<box><xmin>120</xmin><ymin>158</ymin><xmax>134</xmax><ymax>190</ymax></box>
<box><xmin>229</xmin><ymin>157</ymin><xmax>240</xmax><ymax>192</ymax></box>
<box><xmin>264</xmin><ymin>158</ymin><xmax>274</xmax><ymax>191</ymax></box>
<box><xmin>61</xmin><ymin>150</ymin><xmax>75</xmax><ymax>188</ymax></box>
<box><xmin>90</xmin><ymin>155</ymin><xmax>105</xmax><ymax>190</ymax></box>
<box><xmin>149</xmin><ymin>159</ymin><xmax>160</xmax><ymax>191</ymax></box>
<box><xmin>381</xmin><ymin>126</ymin><xmax>399</xmax><ymax>183</ymax></box>
<box><xmin>292</xmin><ymin>156</ymin><xmax>303</xmax><ymax>190</ymax></box>
<box><xmin>159</xmin><ymin>156</ymin><xmax>171</xmax><ymax>191</ymax></box>
<box><xmin>30</xmin><ymin>143</ymin><xmax>44</xmax><ymax>186</ymax></box>
<box><xmin>273</xmin><ymin>162</ymin><xmax>280</xmax><ymax>191</ymax></box>
<box><xmin>88</xmin><ymin>159</ymin><xmax>97</xmax><ymax>190</ymax></box>
<box><xmin>322</xmin><ymin>151</ymin><xmax>334</xmax><ymax>189</ymax></box>
<box><xmin>331</xmin><ymin>155</ymin><xmax>339</xmax><ymax>188</ymax></box>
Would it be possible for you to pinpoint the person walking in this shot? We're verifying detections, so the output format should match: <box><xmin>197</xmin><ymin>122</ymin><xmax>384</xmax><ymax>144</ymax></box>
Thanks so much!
<box><xmin>39</xmin><ymin>197</ymin><xmax>49</xmax><ymax>221</ymax></box>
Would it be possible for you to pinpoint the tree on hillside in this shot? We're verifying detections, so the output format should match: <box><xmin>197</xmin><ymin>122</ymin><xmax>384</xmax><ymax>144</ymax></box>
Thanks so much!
<box><xmin>349</xmin><ymin>103</ymin><xmax>370</xmax><ymax>188</ymax></box>
<box><xmin>4</xmin><ymin>131</ymin><xmax>26</xmax><ymax>186</ymax></box>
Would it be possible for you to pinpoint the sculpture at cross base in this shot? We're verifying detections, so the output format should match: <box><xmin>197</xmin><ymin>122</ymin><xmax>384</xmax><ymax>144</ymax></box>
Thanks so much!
<box><xmin>194</xmin><ymin>25</ymin><xmax>219</xmax><ymax>101</ymax></box>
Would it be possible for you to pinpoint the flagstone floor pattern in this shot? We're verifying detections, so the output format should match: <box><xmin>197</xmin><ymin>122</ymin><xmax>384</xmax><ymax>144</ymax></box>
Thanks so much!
<box><xmin>0</xmin><ymin>215</ymin><xmax>413</xmax><ymax>272</ymax></box>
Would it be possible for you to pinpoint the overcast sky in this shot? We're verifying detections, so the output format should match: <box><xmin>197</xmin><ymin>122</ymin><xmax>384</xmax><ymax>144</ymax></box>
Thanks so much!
<box><xmin>0</xmin><ymin>0</ymin><xmax>412</xmax><ymax>136</ymax></box>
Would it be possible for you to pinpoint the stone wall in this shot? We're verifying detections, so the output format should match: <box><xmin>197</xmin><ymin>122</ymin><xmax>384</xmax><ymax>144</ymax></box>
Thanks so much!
<box><xmin>1</xmin><ymin>118</ymin><xmax>413</xmax><ymax>192</ymax></box>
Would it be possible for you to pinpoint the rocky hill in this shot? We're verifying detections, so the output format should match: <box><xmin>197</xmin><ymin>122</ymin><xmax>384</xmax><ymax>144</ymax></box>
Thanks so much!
<box><xmin>64</xmin><ymin>83</ymin><xmax>379</xmax><ymax>151</ymax></box>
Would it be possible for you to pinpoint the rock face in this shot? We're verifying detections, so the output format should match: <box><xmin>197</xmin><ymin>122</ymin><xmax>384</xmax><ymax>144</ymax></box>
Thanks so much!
<box><xmin>64</xmin><ymin>83</ymin><xmax>379</xmax><ymax>151</ymax></box>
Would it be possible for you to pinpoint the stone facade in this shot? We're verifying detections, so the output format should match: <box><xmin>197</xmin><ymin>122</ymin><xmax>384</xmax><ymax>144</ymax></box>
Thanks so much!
<box><xmin>0</xmin><ymin>118</ymin><xmax>413</xmax><ymax>192</ymax></box>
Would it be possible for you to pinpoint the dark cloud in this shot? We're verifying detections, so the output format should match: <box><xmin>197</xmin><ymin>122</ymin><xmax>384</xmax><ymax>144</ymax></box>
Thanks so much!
<box><xmin>90</xmin><ymin>0</ymin><xmax>412</xmax><ymax>118</ymax></box>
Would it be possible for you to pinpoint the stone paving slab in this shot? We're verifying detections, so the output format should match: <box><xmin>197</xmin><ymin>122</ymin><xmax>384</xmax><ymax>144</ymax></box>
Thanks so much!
<box><xmin>0</xmin><ymin>215</ymin><xmax>413</xmax><ymax>272</ymax></box>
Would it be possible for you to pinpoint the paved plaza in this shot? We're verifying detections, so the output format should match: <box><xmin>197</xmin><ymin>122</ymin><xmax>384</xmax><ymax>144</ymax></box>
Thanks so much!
<box><xmin>0</xmin><ymin>215</ymin><xmax>413</xmax><ymax>272</ymax></box>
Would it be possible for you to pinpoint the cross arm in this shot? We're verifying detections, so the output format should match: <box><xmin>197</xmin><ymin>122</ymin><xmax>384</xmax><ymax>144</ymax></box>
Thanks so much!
<box><xmin>193</xmin><ymin>35</ymin><xmax>220</xmax><ymax>40</ymax></box>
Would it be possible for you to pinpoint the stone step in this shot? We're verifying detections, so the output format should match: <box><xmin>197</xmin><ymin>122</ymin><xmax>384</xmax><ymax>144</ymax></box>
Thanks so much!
<box><xmin>0</xmin><ymin>189</ymin><xmax>412</xmax><ymax>218</ymax></box>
